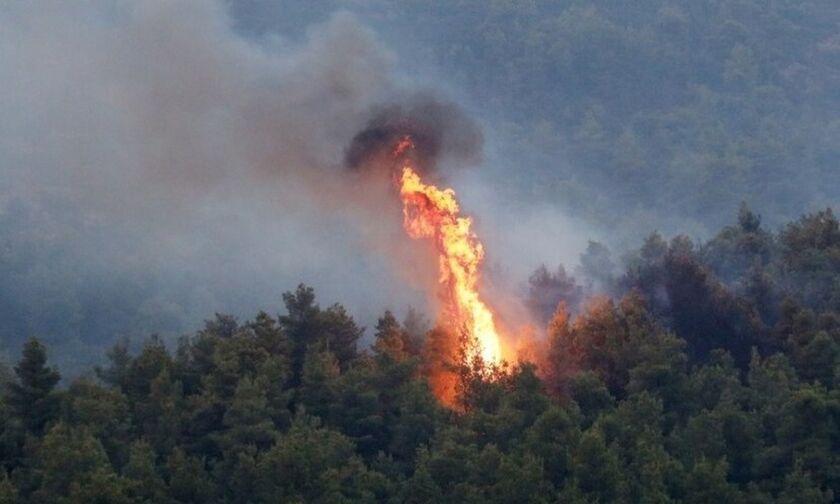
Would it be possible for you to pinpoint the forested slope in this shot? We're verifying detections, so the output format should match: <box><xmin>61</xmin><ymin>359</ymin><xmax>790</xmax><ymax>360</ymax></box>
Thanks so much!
<box><xmin>2</xmin><ymin>207</ymin><xmax>840</xmax><ymax>502</ymax></box>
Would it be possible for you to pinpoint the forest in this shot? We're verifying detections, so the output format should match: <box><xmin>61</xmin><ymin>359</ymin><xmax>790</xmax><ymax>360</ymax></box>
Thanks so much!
<box><xmin>2</xmin><ymin>205</ymin><xmax>840</xmax><ymax>503</ymax></box>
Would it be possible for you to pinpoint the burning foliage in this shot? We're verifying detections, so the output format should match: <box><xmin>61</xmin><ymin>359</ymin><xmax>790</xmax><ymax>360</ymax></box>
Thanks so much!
<box><xmin>341</xmin><ymin>99</ymin><xmax>503</xmax><ymax>404</ymax></box>
<box><xmin>393</xmin><ymin>137</ymin><xmax>504</xmax><ymax>403</ymax></box>
<box><xmin>397</xmin><ymin>149</ymin><xmax>502</xmax><ymax>361</ymax></box>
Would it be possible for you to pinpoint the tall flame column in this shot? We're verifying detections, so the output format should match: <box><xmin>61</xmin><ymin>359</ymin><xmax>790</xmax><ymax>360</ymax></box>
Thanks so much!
<box><xmin>395</xmin><ymin>143</ymin><xmax>502</xmax><ymax>367</ymax></box>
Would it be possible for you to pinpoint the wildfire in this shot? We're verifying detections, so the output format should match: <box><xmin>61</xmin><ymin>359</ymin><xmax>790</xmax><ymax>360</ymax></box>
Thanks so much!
<box><xmin>394</xmin><ymin>138</ymin><xmax>502</xmax><ymax>367</ymax></box>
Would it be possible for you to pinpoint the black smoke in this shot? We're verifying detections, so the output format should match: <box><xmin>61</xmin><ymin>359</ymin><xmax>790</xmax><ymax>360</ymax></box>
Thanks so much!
<box><xmin>344</xmin><ymin>95</ymin><xmax>483</xmax><ymax>172</ymax></box>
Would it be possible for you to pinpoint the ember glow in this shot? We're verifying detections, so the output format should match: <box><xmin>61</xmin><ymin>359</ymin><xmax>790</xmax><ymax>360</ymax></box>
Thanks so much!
<box><xmin>394</xmin><ymin>138</ymin><xmax>502</xmax><ymax>367</ymax></box>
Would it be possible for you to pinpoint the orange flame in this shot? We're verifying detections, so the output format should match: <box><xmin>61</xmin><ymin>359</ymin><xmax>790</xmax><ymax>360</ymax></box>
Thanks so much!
<box><xmin>394</xmin><ymin>138</ymin><xmax>502</xmax><ymax>367</ymax></box>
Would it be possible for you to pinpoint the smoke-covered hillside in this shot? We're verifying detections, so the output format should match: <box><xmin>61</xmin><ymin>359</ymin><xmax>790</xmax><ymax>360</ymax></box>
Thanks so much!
<box><xmin>235</xmin><ymin>0</ymin><xmax>840</xmax><ymax>232</ymax></box>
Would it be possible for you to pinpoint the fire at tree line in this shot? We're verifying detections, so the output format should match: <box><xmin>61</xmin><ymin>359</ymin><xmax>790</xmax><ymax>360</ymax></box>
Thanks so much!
<box><xmin>1</xmin><ymin>205</ymin><xmax>840</xmax><ymax>502</ymax></box>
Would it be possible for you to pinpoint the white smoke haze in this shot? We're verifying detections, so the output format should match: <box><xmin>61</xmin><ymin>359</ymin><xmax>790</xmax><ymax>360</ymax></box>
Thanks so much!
<box><xmin>0</xmin><ymin>1</ymin><xmax>595</xmax><ymax>369</ymax></box>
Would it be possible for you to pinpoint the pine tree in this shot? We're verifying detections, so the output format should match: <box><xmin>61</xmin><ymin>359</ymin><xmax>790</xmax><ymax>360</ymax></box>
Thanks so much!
<box><xmin>220</xmin><ymin>377</ymin><xmax>276</xmax><ymax>455</ymax></box>
<box><xmin>402</xmin><ymin>307</ymin><xmax>429</xmax><ymax>356</ymax></box>
<box><xmin>0</xmin><ymin>361</ymin><xmax>12</xmax><ymax>400</ymax></box>
<box><xmin>94</xmin><ymin>338</ymin><xmax>131</xmax><ymax>390</ymax></box>
<box><xmin>280</xmin><ymin>285</ymin><xmax>362</xmax><ymax>380</ymax></box>
<box><xmin>683</xmin><ymin>458</ymin><xmax>740</xmax><ymax>504</ymax></box>
<box><xmin>297</xmin><ymin>348</ymin><xmax>340</xmax><ymax>421</ymax></box>
<box><xmin>31</xmin><ymin>422</ymin><xmax>126</xmax><ymax>502</ymax></box>
<box><xmin>6</xmin><ymin>338</ymin><xmax>60</xmax><ymax>434</ymax></box>
<box><xmin>777</xmin><ymin>461</ymin><xmax>834</xmax><ymax>503</ymax></box>
<box><xmin>166</xmin><ymin>447</ymin><xmax>213</xmax><ymax>503</ymax></box>
<box><xmin>255</xmin><ymin>416</ymin><xmax>370</xmax><ymax>502</ymax></box>
<box><xmin>373</xmin><ymin>310</ymin><xmax>409</xmax><ymax>361</ymax></box>
<box><xmin>0</xmin><ymin>470</ymin><xmax>17</xmax><ymax>504</ymax></box>
<box><xmin>123</xmin><ymin>440</ymin><xmax>168</xmax><ymax>504</ymax></box>
<box><xmin>574</xmin><ymin>430</ymin><xmax>623</xmax><ymax>502</ymax></box>
<box><xmin>250</xmin><ymin>311</ymin><xmax>290</xmax><ymax>357</ymax></box>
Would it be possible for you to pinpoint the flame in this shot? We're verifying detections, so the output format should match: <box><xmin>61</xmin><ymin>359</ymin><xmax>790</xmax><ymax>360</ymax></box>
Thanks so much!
<box><xmin>394</xmin><ymin>138</ymin><xmax>502</xmax><ymax>367</ymax></box>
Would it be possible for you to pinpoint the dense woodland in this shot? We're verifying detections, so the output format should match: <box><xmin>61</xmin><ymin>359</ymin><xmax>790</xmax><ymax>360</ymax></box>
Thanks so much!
<box><xmin>2</xmin><ymin>206</ymin><xmax>840</xmax><ymax>502</ymax></box>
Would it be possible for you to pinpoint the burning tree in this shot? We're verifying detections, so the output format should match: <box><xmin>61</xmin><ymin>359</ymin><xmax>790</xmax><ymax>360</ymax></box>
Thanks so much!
<box><xmin>392</xmin><ymin>136</ymin><xmax>506</xmax><ymax>403</ymax></box>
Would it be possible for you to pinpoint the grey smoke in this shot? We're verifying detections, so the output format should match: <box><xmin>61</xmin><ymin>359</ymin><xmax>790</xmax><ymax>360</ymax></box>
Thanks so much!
<box><xmin>0</xmin><ymin>2</ymin><xmax>423</xmax><ymax>365</ymax></box>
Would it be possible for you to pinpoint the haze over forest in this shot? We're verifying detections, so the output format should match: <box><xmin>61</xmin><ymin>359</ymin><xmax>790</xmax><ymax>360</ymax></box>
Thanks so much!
<box><xmin>3</xmin><ymin>1</ymin><xmax>840</xmax><ymax>370</ymax></box>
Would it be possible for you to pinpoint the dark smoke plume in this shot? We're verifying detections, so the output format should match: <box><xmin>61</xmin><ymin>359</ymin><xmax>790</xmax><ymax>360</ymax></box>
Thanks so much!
<box><xmin>344</xmin><ymin>94</ymin><xmax>483</xmax><ymax>172</ymax></box>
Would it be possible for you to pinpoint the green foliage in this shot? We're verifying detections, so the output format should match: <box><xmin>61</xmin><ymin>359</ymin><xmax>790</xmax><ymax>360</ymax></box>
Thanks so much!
<box><xmin>0</xmin><ymin>362</ymin><xmax>12</xmax><ymax>401</ymax></box>
<box><xmin>780</xmin><ymin>209</ymin><xmax>840</xmax><ymax>311</ymax></box>
<box><xmin>683</xmin><ymin>457</ymin><xmax>740</xmax><ymax>504</ymax></box>
<box><xmin>166</xmin><ymin>447</ymin><xmax>213</xmax><ymax>503</ymax></box>
<box><xmin>777</xmin><ymin>460</ymin><xmax>835</xmax><ymax>503</ymax></box>
<box><xmin>60</xmin><ymin>378</ymin><xmax>132</xmax><ymax>467</ymax></box>
<box><xmin>0</xmin><ymin>471</ymin><xmax>17</xmax><ymax>504</ymax></box>
<box><xmin>219</xmin><ymin>377</ymin><xmax>276</xmax><ymax>455</ymax></box>
<box><xmin>29</xmin><ymin>422</ymin><xmax>129</xmax><ymax>503</ymax></box>
<box><xmin>573</xmin><ymin>429</ymin><xmax>622</xmax><ymax>502</ymax></box>
<box><xmin>280</xmin><ymin>284</ymin><xmax>362</xmax><ymax>382</ymax></box>
<box><xmin>254</xmin><ymin>416</ymin><xmax>386</xmax><ymax>502</ymax></box>
<box><xmin>122</xmin><ymin>440</ymin><xmax>168</xmax><ymax>503</ymax></box>
<box><xmin>6</xmin><ymin>338</ymin><xmax>61</xmax><ymax>435</ymax></box>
